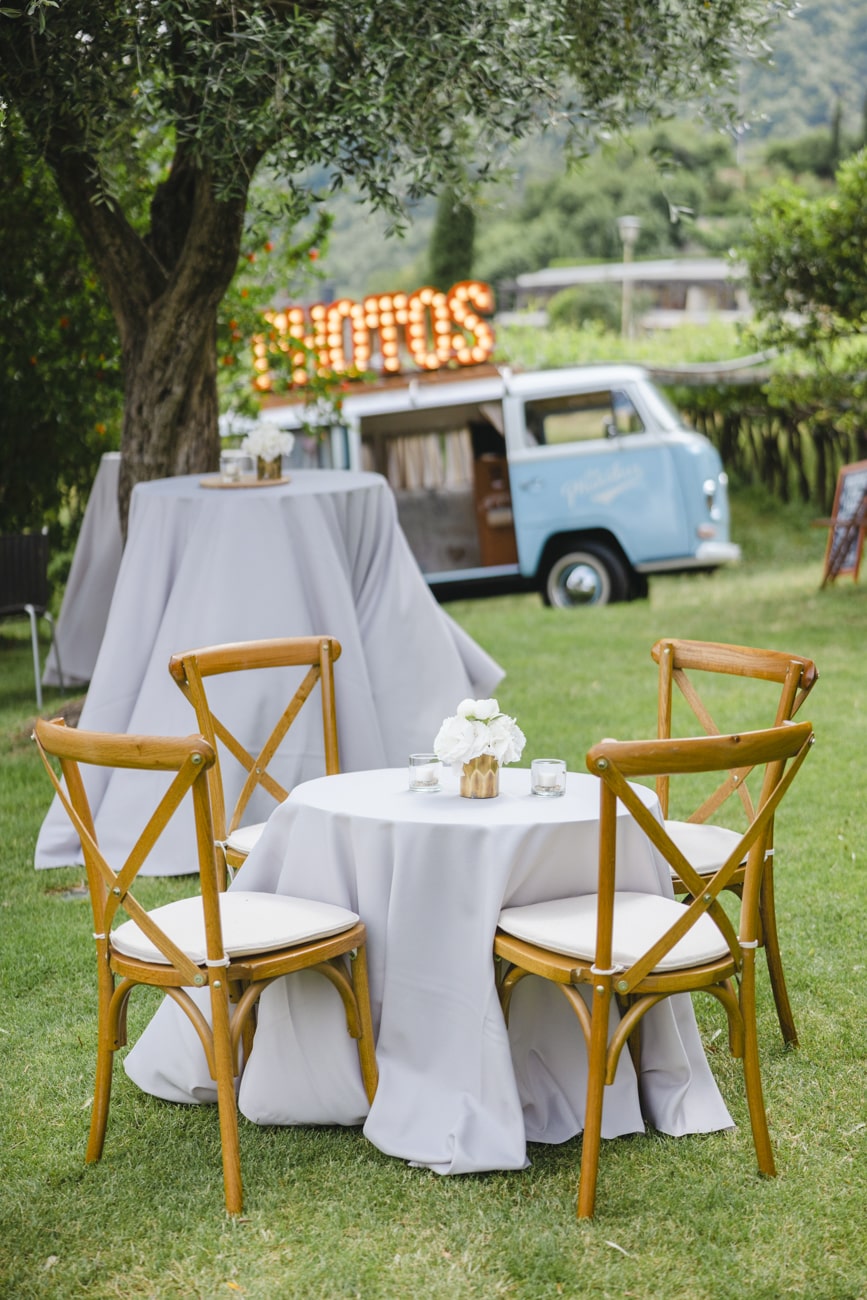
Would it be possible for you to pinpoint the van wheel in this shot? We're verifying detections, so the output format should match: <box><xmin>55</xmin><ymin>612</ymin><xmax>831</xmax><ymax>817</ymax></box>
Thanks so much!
<box><xmin>542</xmin><ymin>544</ymin><xmax>629</xmax><ymax>608</ymax></box>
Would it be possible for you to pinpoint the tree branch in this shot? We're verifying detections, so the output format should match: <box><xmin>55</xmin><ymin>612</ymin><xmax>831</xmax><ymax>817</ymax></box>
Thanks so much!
<box><xmin>44</xmin><ymin>126</ymin><xmax>165</xmax><ymax>344</ymax></box>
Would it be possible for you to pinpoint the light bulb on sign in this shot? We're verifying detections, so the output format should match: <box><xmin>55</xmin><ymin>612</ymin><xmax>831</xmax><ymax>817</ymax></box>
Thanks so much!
<box><xmin>251</xmin><ymin>279</ymin><xmax>495</xmax><ymax>389</ymax></box>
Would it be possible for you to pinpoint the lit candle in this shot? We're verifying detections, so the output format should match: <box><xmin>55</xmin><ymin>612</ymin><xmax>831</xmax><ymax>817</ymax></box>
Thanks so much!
<box><xmin>531</xmin><ymin>759</ymin><xmax>566</xmax><ymax>796</ymax></box>
<box><xmin>409</xmin><ymin>755</ymin><xmax>441</xmax><ymax>791</ymax></box>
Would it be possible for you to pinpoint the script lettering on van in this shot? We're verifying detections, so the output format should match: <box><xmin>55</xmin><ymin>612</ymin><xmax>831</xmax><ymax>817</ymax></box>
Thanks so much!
<box><xmin>561</xmin><ymin>463</ymin><xmax>645</xmax><ymax>510</ymax></box>
<box><xmin>252</xmin><ymin>280</ymin><xmax>495</xmax><ymax>392</ymax></box>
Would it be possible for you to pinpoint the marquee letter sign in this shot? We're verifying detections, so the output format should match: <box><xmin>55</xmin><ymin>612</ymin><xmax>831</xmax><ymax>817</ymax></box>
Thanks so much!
<box><xmin>252</xmin><ymin>280</ymin><xmax>495</xmax><ymax>392</ymax></box>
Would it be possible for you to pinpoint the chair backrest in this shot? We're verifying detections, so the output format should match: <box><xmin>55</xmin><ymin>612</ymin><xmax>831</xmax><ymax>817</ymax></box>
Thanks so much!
<box><xmin>0</xmin><ymin>529</ymin><xmax>50</xmax><ymax>614</ymax></box>
<box><xmin>651</xmin><ymin>638</ymin><xmax>819</xmax><ymax>823</ymax></box>
<box><xmin>585</xmin><ymin>721</ymin><xmax>814</xmax><ymax>990</ymax></box>
<box><xmin>168</xmin><ymin>636</ymin><xmax>341</xmax><ymax>843</ymax></box>
<box><xmin>33</xmin><ymin>718</ymin><xmax>224</xmax><ymax>980</ymax></box>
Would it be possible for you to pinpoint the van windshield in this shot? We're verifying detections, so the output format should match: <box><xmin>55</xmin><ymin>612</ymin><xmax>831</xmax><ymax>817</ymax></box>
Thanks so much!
<box><xmin>639</xmin><ymin>382</ymin><xmax>693</xmax><ymax>432</ymax></box>
<box><xmin>524</xmin><ymin>390</ymin><xmax>643</xmax><ymax>446</ymax></box>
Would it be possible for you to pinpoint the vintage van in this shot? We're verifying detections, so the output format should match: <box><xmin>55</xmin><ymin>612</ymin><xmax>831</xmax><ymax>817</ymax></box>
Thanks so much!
<box><xmin>263</xmin><ymin>363</ymin><xmax>739</xmax><ymax>607</ymax></box>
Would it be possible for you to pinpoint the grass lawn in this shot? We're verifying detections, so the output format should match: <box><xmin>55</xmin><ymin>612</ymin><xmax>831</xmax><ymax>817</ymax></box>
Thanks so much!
<box><xmin>1</xmin><ymin>488</ymin><xmax>866</xmax><ymax>1299</ymax></box>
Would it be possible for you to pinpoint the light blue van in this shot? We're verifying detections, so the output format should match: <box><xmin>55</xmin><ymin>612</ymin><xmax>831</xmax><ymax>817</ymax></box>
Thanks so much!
<box><xmin>265</xmin><ymin>363</ymin><xmax>740</xmax><ymax>607</ymax></box>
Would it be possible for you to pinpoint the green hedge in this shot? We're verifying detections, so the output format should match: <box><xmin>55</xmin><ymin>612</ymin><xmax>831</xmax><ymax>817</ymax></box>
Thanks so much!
<box><xmin>666</xmin><ymin>379</ymin><xmax>867</xmax><ymax>512</ymax></box>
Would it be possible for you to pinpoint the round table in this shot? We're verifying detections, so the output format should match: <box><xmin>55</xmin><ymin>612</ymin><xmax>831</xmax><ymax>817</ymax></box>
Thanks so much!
<box><xmin>35</xmin><ymin>471</ymin><xmax>503</xmax><ymax>875</ymax></box>
<box><xmin>43</xmin><ymin>451</ymin><xmax>123</xmax><ymax>688</ymax></box>
<box><xmin>125</xmin><ymin>766</ymin><xmax>733</xmax><ymax>1172</ymax></box>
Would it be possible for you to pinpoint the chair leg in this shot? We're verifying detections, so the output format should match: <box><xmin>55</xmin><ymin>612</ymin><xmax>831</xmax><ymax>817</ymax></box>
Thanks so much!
<box><xmin>216</xmin><ymin>845</ymin><xmax>231</xmax><ymax>893</ymax></box>
<box><xmin>351</xmin><ymin>945</ymin><xmax>379</xmax><ymax>1104</ymax></box>
<box><xmin>577</xmin><ymin>984</ymin><xmax>611</xmax><ymax>1219</ymax></box>
<box><xmin>86</xmin><ymin>1036</ymin><xmax>116</xmax><ymax>1164</ymax></box>
<box><xmin>227</xmin><ymin>977</ymin><xmax>256</xmax><ymax>1069</ymax></box>
<box><xmin>210</xmin><ymin>979</ymin><xmax>244</xmax><ymax>1215</ymax></box>
<box><xmin>759</xmin><ymin>865</ymin><xmax>798</xmax><ymax>1048</ymax></box>
<box><xmin>86</xmin><ymin>966</ymin><xmax>118</xmax><ymax>1163</ymax></box>
<box><xmin>616</xmin><ymin>992</ymin><xmax>642</xmax><ymax>1075</ymax></box>
<box><xmin>738</xmin><ymin>952</ymin><xmax>776</xmax><ymax>1178</ymax></box>
<box><xmin>24</xmin><ymin>604</ymin><xmax>43</xmax><ymax>711</ymax></box>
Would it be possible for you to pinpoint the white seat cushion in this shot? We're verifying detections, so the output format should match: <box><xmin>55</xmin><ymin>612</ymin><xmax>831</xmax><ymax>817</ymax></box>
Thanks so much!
<box><xmin>664</xmin><ymin>819</ymin><xmax>751</xmax><ymax>877</ymax></box>
<box><xmin>111</xmin><ymin>890</ymin><xmax>359</xmax><ymax>965</ymax></box>
<box><xmin>225</xmin><ymin>822</ymin><xmax>265</xmax><ymax>855</ymax></box>
<box><xmin>498</xmin><ymin>891</ymin><xmax>729</xmax><ymax>972</ymax></box>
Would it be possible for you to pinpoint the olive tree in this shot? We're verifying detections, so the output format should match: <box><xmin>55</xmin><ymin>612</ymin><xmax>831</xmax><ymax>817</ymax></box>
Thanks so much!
<box><xmin>0</xmin><ymin>0</ymin><xmax>781</xmax><ymax>532</ymax></box>
<box><xmin>0</xmin><ymin>124</ymin><xmax>123</xmax><ymax>535</ymax></box>
<box><xmin>741</xmin><ymin>148</ymin><xmax>867</xmax><ymax>348</ymax></box>
<box><xmin>738</xmin><ymin>148</ymin><xmax>867</xmax><ymax>502</ymax></box>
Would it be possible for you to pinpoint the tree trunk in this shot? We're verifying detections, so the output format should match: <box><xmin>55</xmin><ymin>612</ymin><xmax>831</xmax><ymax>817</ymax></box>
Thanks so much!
<box><xmin>45</xmin><ymin>138</ymin><xmax>251</xmax><ymax>536</ymax></box>
<box><xmin>118</xmin><ymin>303</ymin><xmax>221</xmax><ymax>532</ymax></box>
<box><xmin>114</xmin><ymin>164</ymin><xmax>249</xmax><ymax>533</ymax></box>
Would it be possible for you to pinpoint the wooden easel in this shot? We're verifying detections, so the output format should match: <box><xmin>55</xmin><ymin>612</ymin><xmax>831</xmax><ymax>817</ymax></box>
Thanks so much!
<box><xmin>817</xmin><ymin>460</ymin><xmax>867</xmax><ymax>586</ymax></box>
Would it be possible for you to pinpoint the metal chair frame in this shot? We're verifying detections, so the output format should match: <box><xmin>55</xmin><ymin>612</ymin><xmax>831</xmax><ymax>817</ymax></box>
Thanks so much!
<box><xmin>0</xmin><ymin>529</ymin><xmax>65</xmax><ymax>708</ymax></box>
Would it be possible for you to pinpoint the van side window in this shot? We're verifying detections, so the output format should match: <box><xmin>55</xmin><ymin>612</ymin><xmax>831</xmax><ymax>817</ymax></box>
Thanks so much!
<box><xmin>524</xmin><ymin>390</ymin><xmax>644</xmax><ymax>445</ymax></box>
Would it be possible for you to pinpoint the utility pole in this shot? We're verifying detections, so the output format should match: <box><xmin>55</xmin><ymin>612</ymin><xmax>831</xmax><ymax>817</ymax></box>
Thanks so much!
<box><xmin>616</xmin><ymin>215</ymin><xmax>641</xmax><ymax>340</ymax></box>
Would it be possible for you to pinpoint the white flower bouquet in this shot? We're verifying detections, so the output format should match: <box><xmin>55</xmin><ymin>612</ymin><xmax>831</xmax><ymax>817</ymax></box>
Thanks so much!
<box><xmin>241</xmin><ymin>421</ymin><xmax>295</xmax><ymax>462</ymax></box>
<box><xmin>433</xmin><ymin>698</ymin><xmax>526</xmax><ymax>767</ymax></box>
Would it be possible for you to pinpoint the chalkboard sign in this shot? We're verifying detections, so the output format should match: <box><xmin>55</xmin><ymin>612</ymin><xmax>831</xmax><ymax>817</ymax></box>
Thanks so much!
<box><xmin>821</xmin><ymin>460</ymin><xmax>867</xmax><ymax>585</ymax></box>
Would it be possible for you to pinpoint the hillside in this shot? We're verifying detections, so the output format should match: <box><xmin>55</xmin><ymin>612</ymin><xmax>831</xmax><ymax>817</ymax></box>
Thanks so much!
<box><xmin>741</xmin><ymin>1</ymin><xmax>867</xmax><ymax>143</ymax></box>
<box><xmin>308</xmin><ymin>0</ymin><xmax>867</xmax><ymax>301</ymax></box>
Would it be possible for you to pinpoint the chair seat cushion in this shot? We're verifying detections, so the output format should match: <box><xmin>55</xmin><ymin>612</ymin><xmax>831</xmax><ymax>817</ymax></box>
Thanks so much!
<box><xmin>225</xmin><ymin>822</ymin><xmax>265</xmax><ymax>855</ymax></box>
<box><xmin>664</xmin><ymin>819</ymin><xmax>748</xmax><ymax>876</ymax></box>
<box><xmin>498</xmin><ymin>891</ymin><xmax>729</xmax><ymax>971</ymax></box>
<box><xmin>111</xmin><ymin>890</ymin><xmax>359</xmax><ymax>965</ymax></box>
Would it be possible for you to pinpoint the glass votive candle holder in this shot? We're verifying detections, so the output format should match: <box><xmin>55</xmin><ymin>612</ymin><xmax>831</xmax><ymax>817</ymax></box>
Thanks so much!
<box><xmin>220</xmin><ymin>449</ymin><xmax>252</xmax><ymax>483</ymax></box>
<box><xmin>530</xmin><ymin>758</ymin><xmax>567</xmax><ymax>797</ymax></box>
<box><xmin>408</xmin><ymin>753</ymin><xmax>442</xmax><ymax>792</ymax></box>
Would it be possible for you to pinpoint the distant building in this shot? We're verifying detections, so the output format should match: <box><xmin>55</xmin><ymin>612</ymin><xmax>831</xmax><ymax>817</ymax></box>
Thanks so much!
<box><xmin>498</xmin><ymin>258</ymin><xmax>751</xmax><ymax>330</ymax></box>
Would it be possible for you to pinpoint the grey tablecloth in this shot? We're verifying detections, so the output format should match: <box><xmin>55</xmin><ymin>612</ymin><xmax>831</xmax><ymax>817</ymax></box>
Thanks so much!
<box><xmin>43</xmin><ymin>451</ymin><xmax>123</xmax><ymax>687</ymax></box>
<box><xmin>125</xmin><ymin>767</ymin><xmax>733</xmax><ymax>1172</ymax></box>
<box><xmin>35</xmin><ymin>471</ymin><xmax>503</xmax><ymax>875</ymax></box>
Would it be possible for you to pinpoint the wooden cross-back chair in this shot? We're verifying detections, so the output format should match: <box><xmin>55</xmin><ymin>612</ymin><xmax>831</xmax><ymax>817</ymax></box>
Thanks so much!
<box><xmin>651</xmin><ymin>638</ymin><xmax>819</xmax><ymax>1047</ymax></box>
<box><xmin>495</xmin><ymin>721</ymin><xmax>814</xmax><ymax>1219</ymax></box>
<box><xmin>33</xmin><ymin>716</ymin><xmax>377</xmax><ymax>1216</ymax></box>
<box><xmin>169</xmin><ymin>636</ymin><xmax>341</xmax><ymax>885</ymax></box>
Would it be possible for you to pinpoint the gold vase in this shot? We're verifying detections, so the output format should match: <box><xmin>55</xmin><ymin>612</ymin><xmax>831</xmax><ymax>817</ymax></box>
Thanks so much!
<box><xmin>257</xmin><ymin>455</ymin><xmax>282</xmax><ymax>480</ymax></box>
<box><xmin>460</xmin><ymin>754</ymin><xmax>499</xmax><ymax>799</ymax></box>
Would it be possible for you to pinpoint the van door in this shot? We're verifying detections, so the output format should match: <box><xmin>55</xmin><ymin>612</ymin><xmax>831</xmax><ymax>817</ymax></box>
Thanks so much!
<box><xmin>505</xmin><ymin>384</ymin><xmax>690</xmax><ymax>579</ymax></box>
<box><xmin>358</xmin><ymin>399</ymin><xmax>519</xmax><ymax>581</ymax></box>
